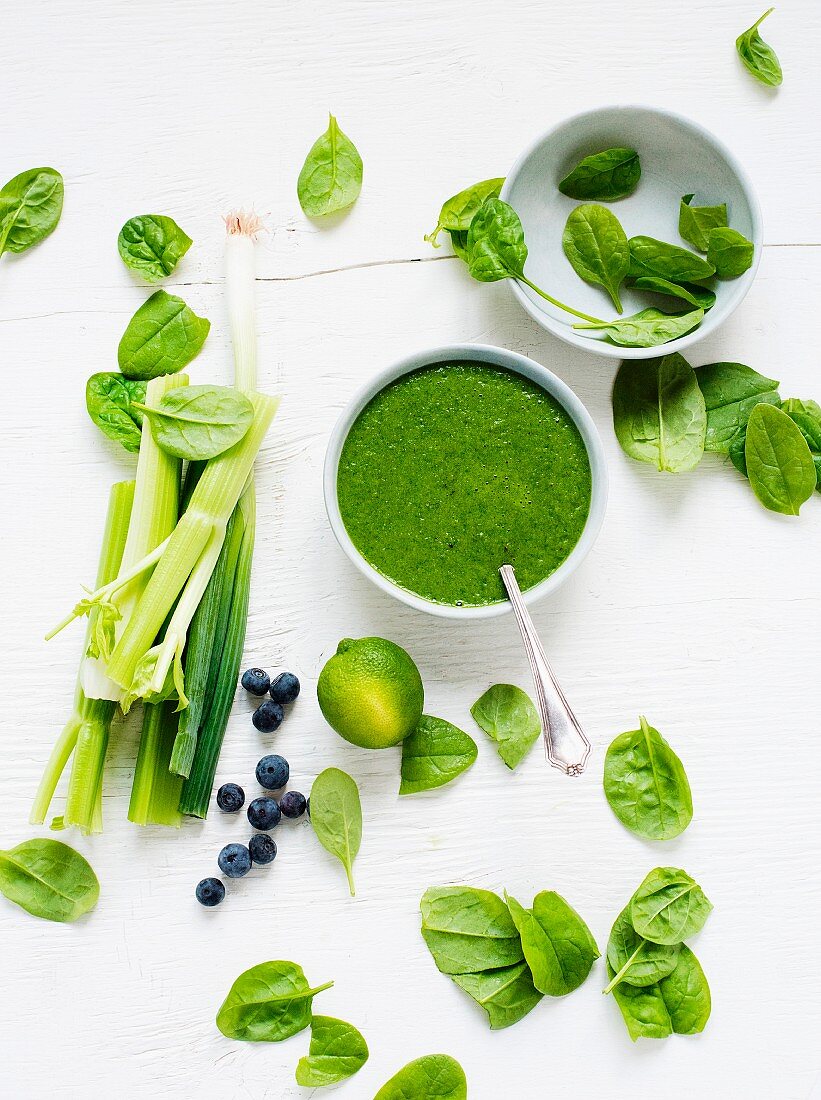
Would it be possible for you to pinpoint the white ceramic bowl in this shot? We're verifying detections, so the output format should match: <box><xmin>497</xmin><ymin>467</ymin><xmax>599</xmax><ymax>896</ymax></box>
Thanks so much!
<box><xmin>324</xmin><ymin>343</ymin><xmax>607</xmax><ymax>620</ymax></box>
<box><xmin>501</xmin><ymin>105</ymin><xmax>762</xmax><ymax>360</ymax></box>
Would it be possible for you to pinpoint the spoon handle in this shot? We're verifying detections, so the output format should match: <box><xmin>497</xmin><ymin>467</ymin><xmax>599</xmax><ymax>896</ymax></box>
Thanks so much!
<box><xmin>499</xmin><ymin>564</ymin><xmax>591</xmax><ymax>776</ymax></box>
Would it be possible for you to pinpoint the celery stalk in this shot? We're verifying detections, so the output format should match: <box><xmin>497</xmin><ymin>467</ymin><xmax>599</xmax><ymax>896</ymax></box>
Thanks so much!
<box><xmin>31</xmin><ymin>479</ymin><xmax>135</xmax><ymax>828</ymax></box>
<box><xmin>128</xmin><ymin>703</ymin><xmax>183</xmax><ymax>827</ymax></box>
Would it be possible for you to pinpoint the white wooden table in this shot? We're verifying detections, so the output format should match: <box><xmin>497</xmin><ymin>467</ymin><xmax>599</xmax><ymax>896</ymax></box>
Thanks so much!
<box><xmin>3</xmin><ymin>2</ymin><xmax>821</xmax><ymax>1097</ymax></box>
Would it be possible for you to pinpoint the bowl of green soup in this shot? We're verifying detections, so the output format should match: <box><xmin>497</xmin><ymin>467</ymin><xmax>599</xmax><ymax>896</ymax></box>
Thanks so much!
<box><xmin>324</xmin><ymin>344</ymin><xmax>607</xmax><ymax>619</ymax></box>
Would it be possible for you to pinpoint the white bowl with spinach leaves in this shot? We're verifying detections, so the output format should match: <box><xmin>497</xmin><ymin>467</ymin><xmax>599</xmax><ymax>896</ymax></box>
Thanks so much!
<box><xmin>501</xmin><ymin>106</ymin><xmax>762</xmax><ymax>359</ymax></box>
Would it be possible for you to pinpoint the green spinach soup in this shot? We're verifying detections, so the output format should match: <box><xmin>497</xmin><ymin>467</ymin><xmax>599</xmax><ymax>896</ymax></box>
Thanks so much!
<box><xmin>337</xmin><ymin>361</ymin><xmax>592</xmax><ymax>606</ymax></box>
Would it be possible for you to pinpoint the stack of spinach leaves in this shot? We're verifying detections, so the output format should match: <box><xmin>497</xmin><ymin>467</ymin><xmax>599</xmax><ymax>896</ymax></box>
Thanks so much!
<box><xmin>420</xmin><ymin>884</ymin><xmax>599</xmax><ymax>1029</ymax></box>
<box><xmin>613</xmin><ymin>353</ymin><xmax>821</xmax><ymax>515</ymax></box>
<box><xmin>604</xmin><ymin>868</ymin><xmax>712</xmax><ymax>1041</ymax></box>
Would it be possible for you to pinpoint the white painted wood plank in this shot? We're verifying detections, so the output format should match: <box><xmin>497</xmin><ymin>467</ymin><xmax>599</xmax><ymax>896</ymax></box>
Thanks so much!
<box><xmin>2</xmin><ymin>1</ymin><xmax>821</xmax><ymax>1097</ymax></box>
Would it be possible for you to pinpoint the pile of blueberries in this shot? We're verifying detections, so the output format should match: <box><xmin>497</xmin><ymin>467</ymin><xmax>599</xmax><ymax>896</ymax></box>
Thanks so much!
<box><xmin>195</xmin><ymin>668</ymin><xmax>304</xmax><ymax>908</ymax></box>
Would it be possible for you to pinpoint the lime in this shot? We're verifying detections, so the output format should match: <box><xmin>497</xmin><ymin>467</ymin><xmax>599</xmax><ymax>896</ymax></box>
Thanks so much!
<box><xmin>317</xmin><ymin>637</ymin><xmax>424</xmax><ymax>749</ymax></box>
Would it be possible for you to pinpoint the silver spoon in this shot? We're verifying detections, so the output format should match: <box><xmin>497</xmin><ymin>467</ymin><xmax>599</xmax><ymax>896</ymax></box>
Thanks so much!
<box><xmin>499</xmin><ymin>564</ymin><xmax>591</xmax><ymax>776</ymax></box>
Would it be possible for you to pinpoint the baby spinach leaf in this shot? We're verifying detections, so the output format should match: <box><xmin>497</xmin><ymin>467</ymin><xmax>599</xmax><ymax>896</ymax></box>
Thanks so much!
<box><xmin>628</xmin><ymin>236</ymin><xmax>716</xmax><ymax>283</ymax></box>
<box><xmin>558</xmin><ymin>147</ymin><xmax>640</xmax><ymax>201</ymax></box>
<box><xmin>575</xmin><ymin>306</ymin><xmax>704</xmax><ymax>348</ymax></box>
<box><xmin>678</xmin><ymin>195</ymin><xmax>728</xmax><ymax>253</ymax></box>
<box><xmin>728</xmin><ymin>422</ymin><xmax>750</xmax><ymax>476</ymax></box>
<box><xmin>86</xmin><ymin>373</ymin><xmax>147</xmax><ymax>453</ymax></box>
<box><xmin>562</xmin><ymin>203</ymin><xmax>629</xmax><ymax>311</ymax></box>
<box><xmin>118</xmin><ymin>214</ymin><xmax>192</xmax><ymax>282</ymax></box>
<box><xmin>630</xmin><ymin>867</ymin><xmax>713</xmax><ymax>945</ymax></box>
<box><xmin>782</xmin><ymin>398</ymin><xmax>821</xmax><ymax>489</ymax></box>
<box><xmin>505</xmin><ymin>890</ymin><xmax>599</xmax><ymax>996</ymax></box>
<box><xmin>0</xmin><ymin>167</ymin><xmax>64</xmax><ymax>257</ymax></box>
<box><xmin>470</xmin><ymin>683</ymin><xmax>540</xmax><ymax>769</ymax></box>
<box><xmin>449</xmin><ymin>229</ymin><xmax>469</xmax><ymax>263</ymax></box>
<box><xmin>466</xmin><ymin>197</ymin><xmax>527</xmax><ymax>282</ymax></box>
<box><xmin>607</xmin><ymin>962</ymin><xmax>672</xmax><ymax>1041</ymax></box>
<box><xmin>745</xmin><ymin>403</ymin><xmax>817</xmax><ymax>514</ymax></box>
<box><xmin>604</xmin><ymin>906</ymin><xmax>680</xmax><ymax>992</ymax></box>
<box><xmin>425</xmin><ymin>178</ymin><xmax>505</xmax><ymax>246</ymax></box>
<box><xmin>450</xmin><ymin>961</ymin><xmax>543</xmax><ymax>1030</ymax></box>
<box><xmin>706</xmin><ymin>227</ymin><xmax>755</xmax><ymax>278</ymax></box>
<box><xmin>612</xmin><ymin>354</ymin><xmax>707</xmax><ymax>472</ymax></box>
<box><xmin>695</xmin><ymin>362</ymin><xmax>780</xmax><ymax>452</ymax></box>
<box><xmin>297</xmin><ymin>114</ymin><xmax>363</xmax><ymax>217</ymax></box>
<box><xmin>420</xmin><ymin>885</ymin><xmax>524</xmax><ymax>974</ymax></box>
<box><xmin>374</xmin><ymin>1054</ymin><xmax>467</xmax><ymax>1099</ymax></box>
<box><xmin>134</xmin><ymin>384</ymin><xmax>254</xmax><ymax>461</ymax></box>
<box><xmin>736</xmin><ymin>7</ymin><xmax>782</xmax><ymax>87</ymax></box>
<box><xmin>0</xmin><ymin>839</ymin><xmax>98</xmax><ymax>922</ymax></box>
<box><xmin>310</xmin><ymin>767</ymin><xmax>362</xmax><ymax>895</ymax></box>
<box><xmin>400</xmin><ymin>715</ymin><xmax>477</xmax><ymax>795</ymax></box>
<box><xmin>603</xmin><ymin>716</ymin><xmax>693</xmax><ymax>841</ymax></box>
<box><xmin>294</xmin><ymin>1015</ymin><xmax>369</xmax><ymax>1087</ymax></box>
<box><xmin>627</xmin><ymin>276</ymin><xmax>715</xmax><ymax>312</ymax></box>
<box><xmin>118</xmin><ymin>290</ymin><xmax>210</xmax><ymax>380</ymax></box>
<box><xmin>216</xmin><ymin>960</ymin><xmax>333</xmax><ymax>1042</ymax></box>
<box><xmin>658</xmin><ymin>945</ymin><xmax>711</xmax><ymax>1034</ymax></box>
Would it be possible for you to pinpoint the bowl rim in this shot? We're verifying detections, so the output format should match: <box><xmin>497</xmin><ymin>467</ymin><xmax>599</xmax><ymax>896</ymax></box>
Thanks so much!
<box><xmin>323</xmin><ymin>343</ymin><xmax>608</xmax><ymax>620</ymax></box>
<box><xmin>500</xmin><ymin>104</ymin><xmax>763</xmax><ymax>360</ymax></box>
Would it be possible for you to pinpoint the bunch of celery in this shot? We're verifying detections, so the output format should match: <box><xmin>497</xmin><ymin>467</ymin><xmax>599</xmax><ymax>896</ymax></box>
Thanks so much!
<box><xmin>34</xmin><ymin>214</ymin><xmax>274</xmax><ymax>830</ymax></box>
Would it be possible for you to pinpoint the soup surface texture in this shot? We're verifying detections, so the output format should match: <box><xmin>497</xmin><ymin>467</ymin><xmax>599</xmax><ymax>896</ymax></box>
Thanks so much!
<box><xmin>337</xmin><ymin>361</ymin><xmax>592</xmax><ymax>606</ymax></box>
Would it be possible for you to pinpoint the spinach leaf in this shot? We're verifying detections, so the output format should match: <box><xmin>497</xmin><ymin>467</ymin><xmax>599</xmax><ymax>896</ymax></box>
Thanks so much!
<box><xmin>374</xmin><ymin>1054</ymin><xmax>467</xmax><ymax>1099</ymax></box>
<box><xmin>627</xmin><ymin>276</ymin><xmax>715</xmax><ymax>311</ymax></box>
<box><xmin>118</xmin><ymin>214</ymin><xmax>192</xmax><ymax>281</ymax></box>
<box><xmin>678</xmin><ymin>195</ymin><xmax>728</xmax><ymax>252</ymax></box>
<box><xmin>294</xmin><ymin>1016</ymin><xmax>369</xmax><ymax>1087</ymax></box>
<box><xmin>425</xmin><ymin>178</ymin><xmax>505</xmax><ymax>246</ymax></box>
<box><xmin>604</xmin><ymin>905</ymin><xmax>680</xmax><ymax>992</ymax></box>
<box><xmin>658</xmin><ymin>945</ymin><xmax>711</xmax><ymax>1034</ymax></box>
<box><xmin>297</xmin><ymin>114</ymin><xmax>363</xmax><ymax>217</ymax></box>
<box><xmin>216</xmin><ymin>960</ymin><xmax>333</xmax><ymax>1042</ymax></box>
<box><xmin>470</xmin><ymin>683</ymin><xmax>540</xmax><ymax>769</ymax></box>
<box><xmin>745</xmin><ymin>402</ymin><xmax>817</xmax><ymax>514</ymax></box>
<box><xmin>706</xmin><ymin>227</ymin><xmax>755</xmax><ymax>278</ymax></box>
<box><xmin>0</xmin><ymin>167</ymin><xmax>63</xmax><ymax>257</ymax></box>
<box><xmin>505</xmin><ymin>890</ymin><xmax>599</xmax><ymax>996</ymax></box>
<box><xmin>310</xmin><ymin>767</ymin><xmax>362</xmax><ymax>895</ymax></box>
<box><xmin>449</xmin><ymin>229</ymin><xmax>469</xmax><ymax>263</ymax></box>
<box><xmin>134</xmin><ymin>384</ymin><xmax>253</xmax><ymax>461</ymax></box>
<box><xmin>695</xmin><ymin>362</ymin><xmax>780</xmax><ymax>452</ymax></box>
<box><xmin>86</xmin><ymin>373</ymin><xmax>147</xmax><ymax>453</ymax></box>
<box><xmin>420</xmin><ymin>885</ymin><xmax>524</xmax><ymax>974</ymax></box>
<box><xmin>782</xmin><ymin>398</ymin><xmax>821</xmax><ymax>489</ymax></box>
<box><xmin>0</xmin><ymin>839</ymin><xmax>98</xmax><ymax>922</ymax></box>
<box><xmin>466</xmin><ymin>197</ymin><xmax>528</xmax><ymax>282</ymax></box>
<box><xmin>558</xmin><ymin>147</ymin><xmax>640</xmax><ymax>201</ymax></box>
<box><xmin>117</xmin><ymin>290</ymin><xmax>210</xmax><ymax>380</ymax></box>
<box><xmin>450</xmin><ymin>961</ymin><xmax>543</xmax><ymax>1030</ymax></box>
<box><xmin>728</xmin><ymin>423</ymin><xmax>750</xmax><ymax>476</ymax></box>
<box><xmin>603</xmin><ymin>716</ymin><xmax>693</xmax><ymax>840</ymax></box>
<box><xmin>628</xmin><ymin>236</ymin><xmax>716</xmax><ymax>282</ymax></box>
<box><xmin>607</xmin><ymin>962</ymin><xmax>672</xmax><ymax>1041</ymax></box>
<box><xmin>630</xmin><ymin>867</ymin><xmax>713</xmax><ymax>945</ymax></box>
<box><xmin>575</xmin><ymin>306</ymin><xmax>704</xmax><ymax>348</ymax></box>
<box><xmin>612</xmin><ymin>354</ymin><xmax>707</xmax><ymax>472</ymax></box>
<box><xmin>736</xmin><ymin>8</ymin><xmax>783</xmax><ymax>87</ymax></box>
<box><xmin>562</xmin><ymin>203</ymin><xmax>629</xmax><ymax>312</ymax></box>
<box><xmin>400</xmin><ymin>715</ymin><xmax>477</xmax><ymax>795</ymax></box>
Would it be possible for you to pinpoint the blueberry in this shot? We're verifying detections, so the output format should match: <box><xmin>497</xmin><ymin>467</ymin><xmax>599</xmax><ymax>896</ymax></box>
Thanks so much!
<box><xmin>249</xmin><ymin>833</ymin><xmax>278</xmax><ymax>865</ymax></box>
<box><xmin>270</xmin><ymin>672</ymin><xmax>300</xmax><ymax>704</ymax></box>
<box><xmin>247</xmin><ymin>796</ymin><xmax>281</xmax><ymax>831</ymax></box>
<box><xmin>216</xmin><ymin>782</ymin><xmax>245</xmax><ymax>813</ymax></box>
<box><xmin>196</xmin><ymin>877</ymin><xmax>225</xmax><ymax>906</ymax></box>
<box><xmin>256</xmin><ymin>754</ymin><xmax>289</xmax><ymax>791</ymax></box>
<box><xmin>306</xmin><ymin>797</ymin><xmax>310</xmax><ymax>821</ymax></box>
<box><xmin>217</xmin><ymin>843</ymin><xmax>252</xmax><ymax>879</ymax></box>
<box><xmin>241</xmin><ymin>668</ymin><xmax>271</xmax><ymax>696</ymax></box>
<box><xmin>280</xmin><ymin>791</ymin><xmax>307</xmax><ymax>819</ymax></box>
<box><xmin>252</xmin><ymin>700</ymin><xmax>284</xmax><ymax>733</ymax></box>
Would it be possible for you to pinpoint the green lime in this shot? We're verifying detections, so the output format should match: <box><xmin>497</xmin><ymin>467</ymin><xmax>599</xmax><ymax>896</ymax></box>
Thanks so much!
<box><xmin>317</xmin><ymin>637</ymin><xmax>424</xmax><ymax>749</ymax></box>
